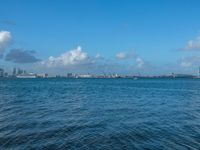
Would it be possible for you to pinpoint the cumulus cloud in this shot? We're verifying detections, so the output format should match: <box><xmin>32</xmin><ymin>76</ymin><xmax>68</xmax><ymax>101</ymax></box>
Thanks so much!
<box><xmin>136</xmin><ymin>57</ymin><xmax>144</xmax><ymax>68</ymax></box>
<box><xmin>116</xmin><ymin>51</ymin><xmax>135</xmax><ymax>60</ymax></box>
<box><xmin>115</xmin><ymin>50</ymin><xmax>145</xmax><ymax>69</ymax></box>
<box><xmin>5</xmin><ymin>49</ymin><xmax>40</xmax><ymax>63</ymax></box>
<box><xmin>116</xmin><ymin>52</ymin><xmax>127</xmax><ymax>59</ymax></box>
<box><xmin>0</xmin><ymin>30</ymin><xmax>12</xmax><ymax>57</ymax></box>
<box><xmin>41</xmin><ymin>46</ymin><xmax>91</xmax><ymax>67</ymax></box>
<box><xmin>36</xmin><ymin>46</ymin><xmax>147</xmax><ymax>75</ymax></box>
<box><xmin>95</xmin><ymin>53</ymin><xmax>102</xmax><ymax>59</ymax></box>
<box><xmin>183</xmin><ymin>36</ymin><xmax>200</xmax><ymax>50</ymax></box>
<box><xmin>180</xmin><ymin>61</ymin><xmax>192</xmax><ymax>68</ymax></box>
<box><xmin>179</xmin><ymin>56</ymin><xmax>200</xmax><ymax>68</ymax></box>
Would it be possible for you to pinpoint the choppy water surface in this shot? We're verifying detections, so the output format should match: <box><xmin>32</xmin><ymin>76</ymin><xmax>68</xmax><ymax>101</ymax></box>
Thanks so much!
<box><xmin>0</xmin><ymin>78</ymin><xmax>200</xmax><ymax>149</ymax></box>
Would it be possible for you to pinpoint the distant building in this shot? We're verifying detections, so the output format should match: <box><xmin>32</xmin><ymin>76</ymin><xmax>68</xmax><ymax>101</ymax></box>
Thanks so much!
<box><xmin>77</xmin><ymin>74</ymin><xmax>92</xmax><ymax>78</ymax></box>
<box><xmin>12</xmin><ymin>68</ymin><xmax>28</xmax><ymax>77</ymax></box>
<box><xmin>56</xmin><ymin>75</ymin><xmax>61</xmax><ymax>78</ymax></box>
<box><xmin>67</xmin><ymin>73</ymin><xmax>73</xmax><ymax>78</ymax></box>
<box><xmin>36</xmin><ymin>73</ymin><xmax>48</xmax><ymax>78</ymax></box>
<box><xmin>4</xmin><ymin>72</ymin><xmax>8</xmax><ymax>78</ymax></box>
<box><xmin>17</xmin><ymin>68</ymin><xmax>24</xmax><ymax>75</ymax></box>
<box><xmin>0</xmin><ymin>68</ymin><xmax>4</xmax><ymax>77</ymax></box>
<box><xmin>199</xmin><ymin>66</ymin><xmax>200</xmax><ymax>77</ymax></box>
<box><xmin>170</xmin><ymin>74</ymin><xmax>194</xmax><ymax>78</ymax></box>
<box><xmin>13</xmin><ymin>68</ymin><xmax>17</xmax><ymax>76</ymax></box>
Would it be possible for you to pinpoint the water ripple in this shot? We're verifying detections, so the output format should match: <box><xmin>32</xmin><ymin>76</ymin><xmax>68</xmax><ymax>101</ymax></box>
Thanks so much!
<box><xmin>0</xmin><ymin>78</ymin><xmax>200</xmax><ymax>149</ymax></box>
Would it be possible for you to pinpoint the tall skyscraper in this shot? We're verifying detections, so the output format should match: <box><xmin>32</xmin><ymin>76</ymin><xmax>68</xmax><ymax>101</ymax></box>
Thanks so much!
<box><xmin>13</xmin><ymin>68</ymin><xmax>17</xmax><ymax>76</ymax></box>
<box><xmin>17</xmin><ymin>68</ymin><xmax>23</xmax><ymax>75</ymax></box>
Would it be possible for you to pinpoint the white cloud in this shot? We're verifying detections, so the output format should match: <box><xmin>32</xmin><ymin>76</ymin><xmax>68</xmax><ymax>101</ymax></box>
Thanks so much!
<box><xmin>0</xmin><ymin>30</ymin><xmax>12</xmax><ymax>56</ymax></box>
<box><xmin>116</xmin><ymin>52</ymin><xmax>127</xmax><ymax>59</ymax></box>
<box><xmin>95</xmin><ymin>53</ymin><xmax>101</xmax><ymax>59</ymax></box>
<box><xmin>136</xmin><ymin>57</ymin><xmax>144</xmax><ymax>68</ymax></box>
<box><xmin>180</xmin><ymin>56</ymin><xmax>200</xmax><ymax>68</ymax></box>
<box><xmin>180</xmin><ymin>61</ymin><xmax>192</xmax><ymax>68</ymax></box>
<box><xmin>116</xmin><ymin>51</ymin><xmax>135</xmax><ymax>60</ymax></box>
<box><xmin>41</xmin><ymin>46</ymin><xmax>90</xmax><ymax>67</ymax></box>
<box><xmin>37</xmin><ymin>47</ymin><xmax>147</xmax><ymax>75</ymax></box>
<box><xmin>184</xmin><ymin>36</ymin><xmax>200</xmax><ymax>50</ymax></box>
<box><xmin>115</xmin><ymin>50</ymin><xmax>145</xmax><ymax>69</ymax></box>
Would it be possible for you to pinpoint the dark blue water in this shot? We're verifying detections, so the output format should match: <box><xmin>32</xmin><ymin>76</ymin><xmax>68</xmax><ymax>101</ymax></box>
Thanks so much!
<box><xmin>0</xmin><ymin>78</ymin><xmax>200</xmax><ymax>149</ymax></box>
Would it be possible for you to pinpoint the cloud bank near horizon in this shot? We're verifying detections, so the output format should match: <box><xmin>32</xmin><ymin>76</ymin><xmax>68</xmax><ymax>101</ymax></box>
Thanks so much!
<box><xmin>38</xmin><ymin>47</ymin><xmax>147</xmax><ymax>73</ymax></box>
<box><xmin>36</xmin><ymin>46</ymin><xmax>145</xmax><ymax>75</ymax></box>
<box><xmin>2</xmin><ymin>45</ymin><xmax>199</xmax><ymax>75</ymax></box>
<box><xmin>1</xmin><ymin>29</ymin><xmax>200</xmax><ymax>75</ymax></box>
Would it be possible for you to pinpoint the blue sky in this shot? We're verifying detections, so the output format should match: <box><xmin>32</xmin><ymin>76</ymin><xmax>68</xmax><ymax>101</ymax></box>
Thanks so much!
<box><xmin>1</xmin><ymin>0</ymin><xmax>200</xmax><ymax>75</ymax></box>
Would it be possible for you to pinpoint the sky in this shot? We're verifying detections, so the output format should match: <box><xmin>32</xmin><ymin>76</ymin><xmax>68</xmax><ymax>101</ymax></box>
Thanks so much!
<box><xmin>1</xmin><ymin>0</ymin><xmax>200</xmax><ymax>75</ymax></box>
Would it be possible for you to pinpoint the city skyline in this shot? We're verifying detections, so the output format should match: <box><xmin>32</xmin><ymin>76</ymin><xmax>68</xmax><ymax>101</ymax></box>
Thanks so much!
<box><xmin>1</xmin><ymin>0</ymin><xmax>200</xmax><ymax>75</ymax></box>
<box><xmin>0</xmin><ymin>66</ymin><xmax>200</xmax><ymax>79</ymax></box>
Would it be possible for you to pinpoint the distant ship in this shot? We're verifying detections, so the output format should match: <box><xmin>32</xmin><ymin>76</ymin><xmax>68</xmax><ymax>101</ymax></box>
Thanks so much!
<box><xmin>16</xmin><ymin>73</ymin><xmax>37</xmax><ymax>78</ymax></box>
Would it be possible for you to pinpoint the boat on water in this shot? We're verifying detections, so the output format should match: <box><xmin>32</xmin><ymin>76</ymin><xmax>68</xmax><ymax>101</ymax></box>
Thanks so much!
<box><xmin>16</xmin><ymin>73</ymin><xmax>37</xmax><ymax>78</ymax></box>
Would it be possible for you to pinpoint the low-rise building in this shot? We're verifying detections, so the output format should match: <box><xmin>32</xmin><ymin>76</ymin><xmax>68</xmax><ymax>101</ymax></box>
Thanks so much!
<box><xmin>67</xmin><ymin>73</ymin><xmax>74</xmax><ymax>78</ymax></box>
<box><xmin>0</xmin><ymin>68</ymin><xmax>4</xmax><ymax>77</ymax></box>
<box><xmin>36</xmin><ymin>73</ymin><xmax>48</xmax><ymax>78</ymax></box>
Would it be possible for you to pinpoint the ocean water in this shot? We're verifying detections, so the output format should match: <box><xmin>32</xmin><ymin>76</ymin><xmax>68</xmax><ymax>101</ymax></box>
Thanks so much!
<box><xmin>0</xmin><ymin>78</ymin><xmax>200</xmax><ymax>150</ymax></box>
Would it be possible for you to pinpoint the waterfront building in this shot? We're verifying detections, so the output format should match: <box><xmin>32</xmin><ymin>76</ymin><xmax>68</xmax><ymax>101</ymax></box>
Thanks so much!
<box><xmin>17</xmin><ymin>68</ymin><xmax>24</xmax><ymax>75</ymax></box>
<box><xmin>0</xmin><ymin>68</ymin><xmax>4</xmax><ymax>77</ymax></box>
<box><xmin>13</xmin><ymin>68</ymin><xmax>17</xmax><ymax>76</ymax></box>
<box><xmin>77</xmin><ymin>74</ymin><xmax>93</xmax><ymax>78</ymax></box>
<box><xmin>67</xmin><ymin>73</ymin><xmax>73</xmax><ymax>78</ymax></box>
<box><xmin>36</xmin><ymin>73</ymin><xmax>48</xmax><ymax>78</ymax></box>
<box><xmin>199</xmin><ymin>66</ymin><xmax>200</xmax><ymax>78</ymax></box>
<box><xmin>4</xmin><ymin>72</ymin><xmax>8</xmax><ymax>78</ymax></box>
